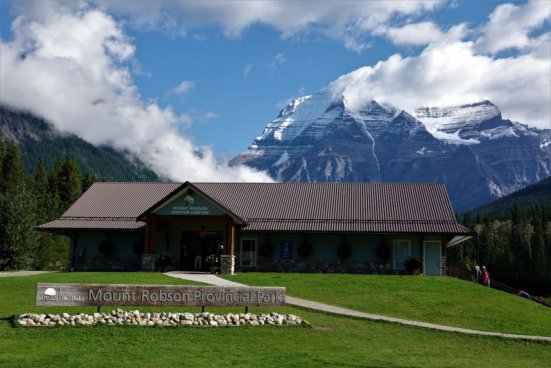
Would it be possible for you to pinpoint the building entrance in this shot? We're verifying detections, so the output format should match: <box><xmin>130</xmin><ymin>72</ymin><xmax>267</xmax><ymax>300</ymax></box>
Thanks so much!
<box><xmin>179</xmin><ymin>229</ymin><xmax>222</xmax><ymax>271</ymax></box>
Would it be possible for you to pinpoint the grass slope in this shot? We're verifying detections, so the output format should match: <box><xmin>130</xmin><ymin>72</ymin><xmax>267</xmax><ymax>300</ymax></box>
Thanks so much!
<box><xmin>0</xmin><ymin>273</ymin><xmax>549</xmax><ymax>368</ymax></box>
<box><xmin>222</xmin><ymin>273</ymin><xmax>551</xmax><ymax>337</ymax></box>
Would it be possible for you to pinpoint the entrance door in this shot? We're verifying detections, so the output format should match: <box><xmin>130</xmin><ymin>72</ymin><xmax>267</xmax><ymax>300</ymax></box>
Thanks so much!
<box><xmin>240</xmin><ymin>238</ymin><xmax>257</xmax><ymax>268</ymax></box>
<box><xmin>179</xmin><ymin>230</ymin><xmax>222</xmax><ymax>271</ymax></box>
<box><xmin>423</xmin><ymin>241</ymin><xmax>442</xmax><ymax>276</ymax></box>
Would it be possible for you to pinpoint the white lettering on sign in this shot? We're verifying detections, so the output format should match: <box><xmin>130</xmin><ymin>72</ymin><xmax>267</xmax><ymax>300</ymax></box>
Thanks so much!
<box><xmin>170</xmin><ymin>205</ymin><xmax>210</xmax><ymax>215</ymax></box>
<box><xmin>36</xmin><ymin>284</ymin><xmax>286</xmax><ymax>307</ymax></box>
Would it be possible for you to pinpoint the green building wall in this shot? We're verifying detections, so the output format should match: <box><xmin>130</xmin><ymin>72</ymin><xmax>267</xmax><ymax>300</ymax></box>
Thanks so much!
<box><xmin>69</xmin><ymin>228</ymin><xmax>446</xmax><ymax>275</ymax></box>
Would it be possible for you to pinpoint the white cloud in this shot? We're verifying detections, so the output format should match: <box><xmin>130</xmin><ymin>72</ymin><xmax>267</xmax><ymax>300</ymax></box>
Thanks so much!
<box><xmin>380</xmin><ymin>22</ymin><xmax>445</xmax><ymax>46</ymax></box>
<box><xmin>476</xmin><ymin>0</ymin><xmax>551</xmax><ymax>54</ymax></box>
<box><xmin>173</xmin><ymin>80</ymin><xmax>196</xmax><ymax>95</ymax></box>
<box><xmin>330</xmin><ymin>37</ymin><xmax>550</xmax><ymax>128</ymax></box>
<box><xmin>268</xmin><ymin>53</ymin><xmax>287</xmax><ymax>73</ymax></box>
<box><xmin>47</xmin><ymin>0</ymin><xmax>443</xmax><ymax>52</ymax></box>
<box><xmin>242</xmin><ymin>64</ymin><xmax>253</xmax><ymax>77</ymax></box>
<box><xmin>0</xmin><ymin>4</ymin><xmax>272</xmax><ymax>182</ymax></box>
<box><xmin>323</xmin><ymin>1</ymin><xmax>551</xmax><ymax>129</ymax></box>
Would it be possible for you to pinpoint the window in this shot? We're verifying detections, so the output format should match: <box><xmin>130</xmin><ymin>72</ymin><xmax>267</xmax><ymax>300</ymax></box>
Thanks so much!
<box><xmin>240</xmin><ymin>238</ymin><xmax>257</xmax><ymax>267</ymax></box>
<box><xmin>393</xmin><ymin>240</ymin><xmax>411</xmax><ymax>271</ymax></box>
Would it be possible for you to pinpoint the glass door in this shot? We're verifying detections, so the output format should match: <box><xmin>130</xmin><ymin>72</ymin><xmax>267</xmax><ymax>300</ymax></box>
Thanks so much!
<box><xmin>240</xmin><ymin>238</ymin><xmax>257</xmax><ymax>267</ymax></box>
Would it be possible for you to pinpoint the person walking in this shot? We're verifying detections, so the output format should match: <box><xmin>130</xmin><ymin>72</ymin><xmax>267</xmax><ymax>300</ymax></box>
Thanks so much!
<box><xmin>482</xmin><ymin>266</ymin><xmax>491</xmax><ymax>288</ymax></box>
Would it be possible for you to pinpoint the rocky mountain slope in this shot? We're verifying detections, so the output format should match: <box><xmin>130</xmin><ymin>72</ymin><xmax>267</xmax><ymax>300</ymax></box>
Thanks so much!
<box><xmin>0</xmin><ymin>105</ymin><xmax>158</xmax><ymax>181</ymax></box>
<box><xmin>232</xmin><ymin>93</ymin><xmax>551</xmax><ymax>212</ymax></box>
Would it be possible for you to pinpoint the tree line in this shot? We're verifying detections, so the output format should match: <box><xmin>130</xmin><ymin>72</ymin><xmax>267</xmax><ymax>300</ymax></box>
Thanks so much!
<box><xmin>0</xmin><ymin>141</ymin><xmax>95</xmax><ymax>270</ymax></box>
<box><xmin>449</xmin><ymin>204</ymin><xmax>551</xmax><ymax>295</ymax></box>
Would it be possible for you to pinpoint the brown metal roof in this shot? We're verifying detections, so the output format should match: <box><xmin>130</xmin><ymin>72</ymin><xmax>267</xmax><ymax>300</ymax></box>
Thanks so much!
<box><xmin>38</xmin><ymin>219</ymin><xmax>146</xmax><ymax>231</ymax></box>
<box><xmin>38</xmin><ymin>182</ymin><xmax>471</xmax><ymax>235</ymax></box>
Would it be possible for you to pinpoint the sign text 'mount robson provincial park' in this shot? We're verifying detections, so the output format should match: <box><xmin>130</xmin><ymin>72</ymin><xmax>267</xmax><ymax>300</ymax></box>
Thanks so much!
<box><xmin>36</xmin><ymin>283</ymin><xmax>286</xmax><ymax>307</ymax></box>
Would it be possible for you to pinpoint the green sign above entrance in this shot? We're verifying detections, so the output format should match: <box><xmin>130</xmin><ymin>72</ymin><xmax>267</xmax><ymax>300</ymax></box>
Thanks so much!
<box><xmin>154</xmin><ymin>191</ymin><xmax>224</xmax><ymax>216</ymax></box>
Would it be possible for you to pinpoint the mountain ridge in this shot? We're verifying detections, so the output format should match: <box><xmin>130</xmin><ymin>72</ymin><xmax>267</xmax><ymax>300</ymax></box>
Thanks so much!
<box><xmin>232</xmin><ymin>91</ymin><xmax>551</xmax><ymax>212</ymax></box>
<box><xmin>0</xmin><ymin>105</ymin><xmax>159</xmax><ymax>182</ymax></box>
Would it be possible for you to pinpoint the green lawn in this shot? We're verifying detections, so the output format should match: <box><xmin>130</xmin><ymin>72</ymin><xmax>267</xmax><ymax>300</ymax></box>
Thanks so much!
<box><xmin>221</xmin><ymin>273</ymin><xmax>551</xmax><ymax>337</ymax></box>
<box><xmin>0</xmin><ymin>272</ymin><xmax>549</xmax><ymax>368</ymax></box>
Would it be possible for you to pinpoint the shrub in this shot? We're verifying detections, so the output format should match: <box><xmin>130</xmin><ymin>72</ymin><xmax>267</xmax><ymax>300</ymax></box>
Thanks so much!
<box><xmin>405</xmin><ymin>257</ymin><xmax>423</xmax><ymax>275</ymax></box>
<box><xmin>336</xmin><ymin>243</ymin><xmax>352</xmax><ymax>260</ymax></box>
<box><xmin>158</xmin><ymin>253</ymin><xmax>172</xmax><ymax>272</ymax></box>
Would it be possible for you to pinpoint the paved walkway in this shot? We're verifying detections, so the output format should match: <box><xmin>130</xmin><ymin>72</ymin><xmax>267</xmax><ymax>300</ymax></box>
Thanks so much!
<box><xmin>164</xmin><ymin>271</ymin><xmax>551</xmax><ymax>342</ymax></box>
<box><xmin>0</xmin><ymin>271</ymin><xmax>53</xmax><ymax>277</ymax></box>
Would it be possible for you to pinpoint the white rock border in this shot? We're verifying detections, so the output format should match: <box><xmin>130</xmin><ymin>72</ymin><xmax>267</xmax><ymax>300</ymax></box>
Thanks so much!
<box><xmin>17</xmin><ymin>309</ymin><xmax>309</xmax><ymax>327</ymax></box>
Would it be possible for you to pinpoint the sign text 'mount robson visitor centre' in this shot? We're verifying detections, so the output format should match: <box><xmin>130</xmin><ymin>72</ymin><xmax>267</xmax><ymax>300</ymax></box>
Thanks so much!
<box><xmin>36</xmin><ymin>283</ymin><xmax>286</xmax><ymax>307</ymax></box>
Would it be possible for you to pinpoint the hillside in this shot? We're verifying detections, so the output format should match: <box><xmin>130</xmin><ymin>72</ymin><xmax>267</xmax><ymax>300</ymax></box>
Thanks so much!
<box><xmin>1</xmin><ymin>273</ymin><xmax>548</xmax><ymax>367</ymax></box>
<box><xmin>222</xmin><ymin>273</ymin><xmax>551</xmax><ymax>337</ymax></box>
<box><xmin>474</xmin><ymin>176</ymin><xmax>551</xmax><ymax>214</ymax></box>
<box><xmin>0</xmin><ymin>105</ymin><xmax>158</xmax><ymax>181</ymax></box>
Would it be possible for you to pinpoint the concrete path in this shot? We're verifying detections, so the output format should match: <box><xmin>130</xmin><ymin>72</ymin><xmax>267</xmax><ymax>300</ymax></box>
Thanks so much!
<box><xmin>0</xmin><ymin>271</ymin><xmax>53</xmax><ymax>277</ymax></box>
<box><xmin>164</xmin><ymin>271</ymin><xmax>551</xmax><ymax>342</ymax></box>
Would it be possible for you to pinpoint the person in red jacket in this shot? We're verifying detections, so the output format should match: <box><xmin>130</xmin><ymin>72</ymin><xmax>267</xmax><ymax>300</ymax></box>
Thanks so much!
<box><xmin>482</xmin><ymin>266</ymin><xmax>491</xmax><ymax>288</ymax></box>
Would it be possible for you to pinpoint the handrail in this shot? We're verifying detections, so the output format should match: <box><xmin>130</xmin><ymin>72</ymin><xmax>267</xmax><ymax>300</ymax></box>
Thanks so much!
<box><xmin>439</xmin><ymin>262</ymin><xmax>550</xmax><ymax>308</ymax></box>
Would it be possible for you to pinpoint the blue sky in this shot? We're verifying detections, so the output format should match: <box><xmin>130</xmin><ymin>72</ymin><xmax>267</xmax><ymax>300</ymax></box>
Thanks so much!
<box><xmin>0</xmin><ymin>1</ymin><xmax>549</xmax><ymax>181</ymax></box>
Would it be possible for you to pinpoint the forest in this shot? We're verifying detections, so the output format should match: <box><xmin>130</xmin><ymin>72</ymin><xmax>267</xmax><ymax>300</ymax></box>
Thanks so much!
<box><xmin>449</xmin><ymin>204</ymin><xmax>551</xmax><ymax>295</ymax></box>
<box><xmin>0</xmin><ymin>140</ymin><xmax>94</xmax><ymax>271</ymax></box>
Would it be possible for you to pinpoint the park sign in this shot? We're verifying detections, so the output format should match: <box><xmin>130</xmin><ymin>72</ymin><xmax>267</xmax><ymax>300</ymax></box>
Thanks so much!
<box><xmin>36</xmin><ymin>283</ymin><xmax>285</xmax><ymax>307</ymax></box>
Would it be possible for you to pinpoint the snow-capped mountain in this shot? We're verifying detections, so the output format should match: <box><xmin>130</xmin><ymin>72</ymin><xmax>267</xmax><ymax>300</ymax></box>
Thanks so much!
<box><xmin>231</xmin><ymin>91</ymin><xmax>551</xmax><ymax>212</ymax></box>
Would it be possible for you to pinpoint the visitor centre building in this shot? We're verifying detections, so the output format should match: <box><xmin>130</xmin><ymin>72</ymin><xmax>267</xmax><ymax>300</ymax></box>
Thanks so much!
<box><xmin>38</xmin><ymin>182</ymin><xmax>472</xmax><ymax>275</ymax></box>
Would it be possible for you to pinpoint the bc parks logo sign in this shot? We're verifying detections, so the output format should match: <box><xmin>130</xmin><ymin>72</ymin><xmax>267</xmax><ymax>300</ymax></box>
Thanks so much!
<box><xmin>36</xmin><ymin>283</ymin><xmax>285</xmax><ymax>307</ymax></box>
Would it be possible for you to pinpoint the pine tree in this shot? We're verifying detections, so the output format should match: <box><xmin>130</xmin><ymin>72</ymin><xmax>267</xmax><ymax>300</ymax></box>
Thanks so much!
<box><xmin>2</xmin><ymin>142</ymin><xmax>25</xmax><ymax>193</ymax></box>
<box><xmin>0</xmin><ymin>140</ymin><xmax>5</xmax><ymax>191</ymax></box>
<box><xmin>82</xmin><ymin>168</ymin><xmax>96</xmax><ymax>192</ymax></box>
<box><xmin>58</xmin><ymin>156</ymin><xmax>81</xmax><ymax>210</ymax></box>
<box><xmin>48</xmin><ymin>159</ymin><xmax>64</xmax><ymax>217</ymax></box>
<box><xmin>0</xmin><ymin>144</ymin><xmax>38</xmax><ymax>270</ymax></box>
<box><xmin>34</xmin><ymin>161</ymin><xmax>49</xmax><ymax>224</ymax></box>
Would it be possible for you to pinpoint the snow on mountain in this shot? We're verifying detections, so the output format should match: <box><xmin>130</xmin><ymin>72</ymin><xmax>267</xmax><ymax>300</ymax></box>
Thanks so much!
<box><xmin>414</xmin><ymin>100</ymin><xmax>501</xmax><ymax>131</ymax></box>
<box><xmin>260</xmin><ymin>91</ymin><xmax>334</xmax><ymax>142</ymax></box>
<box><xmin>232</xmin><ymin>89</ymin><xmax>551</xmax><ymax>212</ymax></box>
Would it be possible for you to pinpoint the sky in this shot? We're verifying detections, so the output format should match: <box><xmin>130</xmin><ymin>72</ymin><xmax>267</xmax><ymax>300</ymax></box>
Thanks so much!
<box><xmin>0</xmin><ymin>0</ymin><xmax>550</xmax><ymax>181</ymax></box>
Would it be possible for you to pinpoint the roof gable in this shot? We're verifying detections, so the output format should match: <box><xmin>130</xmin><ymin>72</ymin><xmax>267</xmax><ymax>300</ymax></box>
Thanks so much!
<box><xmin>138</xmin><ymin>182</ymin><xmax>245</xmax><ymax>224</ymax></box>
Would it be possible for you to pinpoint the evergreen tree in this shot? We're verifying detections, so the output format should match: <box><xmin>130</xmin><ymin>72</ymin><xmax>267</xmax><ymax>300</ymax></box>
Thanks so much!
<box><xmin>58</xmin><ymin>156</ymin><xmax>81</xmax><ymax>209</ymax></box>
<box><xmin>82</xmin><ymin>168</ymin><xmax>96</xmax><ymax>192</ymax></box>
<box><xmin>530</xmin><ymin>212</ymin><xmax>547</xmax><ymax>283</ymax></box>
<box><xmin>2</xmin><ymin>142</ymin><xmax>26</xmax><ymax>193</ymax></box>
<box><xmin>34</xmin><ymin>161</ymin><xmax>49</xmax><ymax>224</ymax></box>
<box><xmin>0</xmin><ymin>144</ymin><xmax>38</xmax><ymax>270</ymax></box>
<box><xmin>48</xmin><ymin>159</ymin><xmax>64</xmax><ymax>217</ymax></box>
<box><xmin>0</xmin><ymin>140</ymin><xmax>5</xmax><ymax>190</ymax></box>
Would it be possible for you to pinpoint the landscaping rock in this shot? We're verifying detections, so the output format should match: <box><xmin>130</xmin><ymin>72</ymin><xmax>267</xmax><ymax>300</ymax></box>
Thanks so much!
<box><xmin>17</xmin><ymin>310</ymin><xmax>309</xmax><ymax>328</ymax></box>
